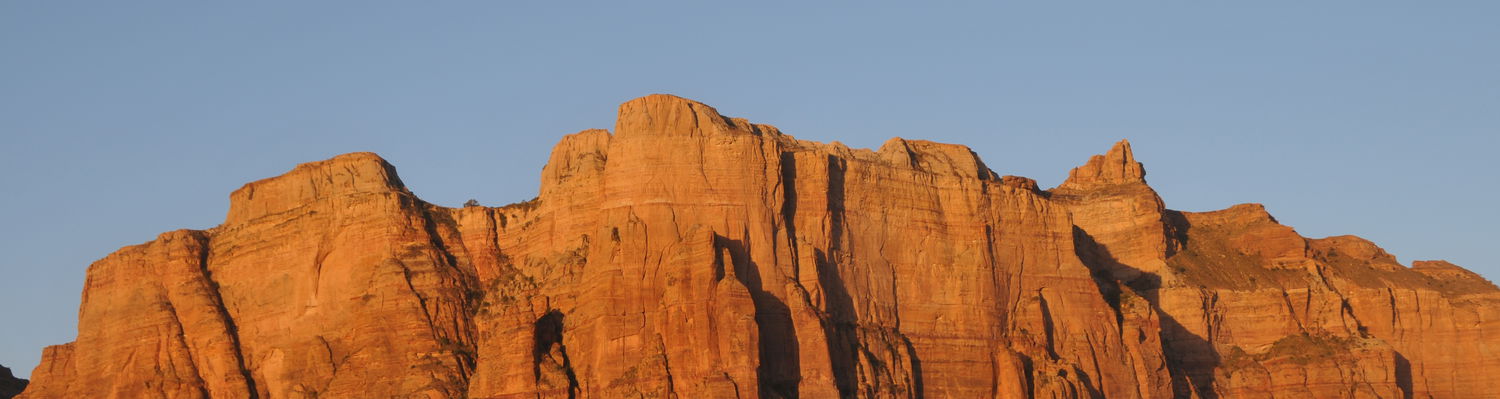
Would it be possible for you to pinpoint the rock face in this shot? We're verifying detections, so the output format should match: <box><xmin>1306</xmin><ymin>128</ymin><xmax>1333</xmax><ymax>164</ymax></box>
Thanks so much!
<box><xmin>18</xmin><ymin>94</ymin><xmax>1500</xmax><ymax>398</ymax></box>
<box><xmin>0</xmin><ymin>365</ymin><xmax>25</xmax><ymax>399</ymax></box>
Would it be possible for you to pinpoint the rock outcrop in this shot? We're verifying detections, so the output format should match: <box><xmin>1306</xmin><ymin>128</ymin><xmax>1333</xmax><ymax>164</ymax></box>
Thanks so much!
<box><xmin>17</xmin><ymin>94</ymin><xmax>1499</xmax><ymax>398</ymax></box>
<box><xmin>0</xmin><ymin>365</ymin><xmax>25</xmax><ymax>399</ymax></box>
<box><xmin>1051</xmin><ymin>143</ymin><xmax>1500</xmax><ymax>399</ymax></box>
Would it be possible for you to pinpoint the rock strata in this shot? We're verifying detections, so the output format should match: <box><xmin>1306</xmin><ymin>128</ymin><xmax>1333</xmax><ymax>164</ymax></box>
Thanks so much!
<box><xmin>17</xmin><ymin>94</ymin><xmax>1499</xmax><ymax>398</ymax></box>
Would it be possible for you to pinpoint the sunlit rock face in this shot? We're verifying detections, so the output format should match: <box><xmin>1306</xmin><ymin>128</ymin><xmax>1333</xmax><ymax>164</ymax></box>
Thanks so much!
<box><xmin>18</xmin><ymin>95</ymin><xmax>1500</xmax><ymax>399</ymax></box>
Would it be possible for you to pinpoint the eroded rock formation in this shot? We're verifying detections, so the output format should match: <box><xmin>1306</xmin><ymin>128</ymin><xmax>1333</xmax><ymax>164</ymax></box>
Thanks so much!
<box><xmin>18</xmin><ymin>95</ymin><xmax>1499</xmax><ymax>398</ymax></box>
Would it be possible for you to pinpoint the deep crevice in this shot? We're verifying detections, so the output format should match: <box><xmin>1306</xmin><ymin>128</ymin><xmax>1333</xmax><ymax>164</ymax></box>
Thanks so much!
<box><xmin>533</xmin><ymin>310</ymin><xmax>579</xmax><ymax>398</ymax></box>
<box><xmin>716</xmin><ymin>234</ymin><xmax>800</xmax><ymax>398</ymax></box>
<box><xmin>194</xmin><ymin>233</ymin><xmax>261</xmax><ymax>399</ymax></box>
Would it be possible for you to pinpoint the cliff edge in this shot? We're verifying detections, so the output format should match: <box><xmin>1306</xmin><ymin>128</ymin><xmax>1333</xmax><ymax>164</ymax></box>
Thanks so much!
<box><xmin>18</xmin><ymin>95</ymin><xmax>1498</xmax><ymax>398</ymax></box>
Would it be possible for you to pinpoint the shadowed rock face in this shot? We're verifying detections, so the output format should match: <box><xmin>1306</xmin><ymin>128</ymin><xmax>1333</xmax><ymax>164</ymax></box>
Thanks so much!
<box><xmin>17</xmin><ymin>94</ymin><xmax>1500</xmax><ymax>398</ymax></box>
<box><xmin>0</xmin><ymin>365</ymin><xmax>25</xmax><ymax>399</ymax></box>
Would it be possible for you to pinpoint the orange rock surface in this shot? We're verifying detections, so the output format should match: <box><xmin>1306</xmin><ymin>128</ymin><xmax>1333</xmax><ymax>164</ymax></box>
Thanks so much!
<box><xmin>18</xmin><ymin>94</ymin><xmax>1500</xmax><ymax>398</ymax></box>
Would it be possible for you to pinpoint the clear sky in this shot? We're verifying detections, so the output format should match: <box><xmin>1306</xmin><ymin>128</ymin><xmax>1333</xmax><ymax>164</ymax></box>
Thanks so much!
<box><xmin>1</xmin><ymin>2</ymin><xmax>1496</xmax><ymax>378</ymax></box>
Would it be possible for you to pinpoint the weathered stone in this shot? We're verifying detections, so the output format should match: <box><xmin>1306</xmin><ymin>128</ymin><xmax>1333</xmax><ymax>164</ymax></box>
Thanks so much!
<box><xmin>17</xmin><ymin>94</ymin><xmax>1499</xmax><ymax>398</ymax></box>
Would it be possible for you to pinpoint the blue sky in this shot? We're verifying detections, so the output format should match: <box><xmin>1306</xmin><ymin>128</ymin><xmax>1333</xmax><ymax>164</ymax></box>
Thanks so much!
<box><xmin>1</xmin><ymin>2</ymin><xmax>1495</xmax><ymax>378</ymax></box>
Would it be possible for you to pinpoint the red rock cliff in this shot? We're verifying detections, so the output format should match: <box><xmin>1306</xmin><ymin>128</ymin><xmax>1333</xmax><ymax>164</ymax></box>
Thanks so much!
<box><xmin>18</xmin><ymin>95</ymin><xmax>1499</xmax><ymax>398</ymax></box>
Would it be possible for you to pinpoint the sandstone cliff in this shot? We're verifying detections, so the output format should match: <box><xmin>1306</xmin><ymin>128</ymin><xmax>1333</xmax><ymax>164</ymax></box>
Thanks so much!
<box><xmin>18</xmin><ymin>95</ymin><xmax>1499</xmax><ymax>398</ymax></box>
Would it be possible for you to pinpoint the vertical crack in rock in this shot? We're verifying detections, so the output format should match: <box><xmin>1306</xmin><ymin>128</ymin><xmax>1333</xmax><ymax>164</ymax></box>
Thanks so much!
<box><xmin>195</xmin><ymin>235</ymin><xmax>260</xmax><ymax>399</ymax></box>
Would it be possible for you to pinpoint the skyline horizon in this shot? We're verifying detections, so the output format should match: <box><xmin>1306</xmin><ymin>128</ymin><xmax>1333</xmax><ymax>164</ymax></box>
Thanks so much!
<box><xmin>2</xmin><ymin>91</ymin><xmax>1494</xmax><ymax>380</ymax></box>
<box><xmin>4</xmin><ymin>2</ymin><xmax>1496</xmax><ymax>381</ymax></box>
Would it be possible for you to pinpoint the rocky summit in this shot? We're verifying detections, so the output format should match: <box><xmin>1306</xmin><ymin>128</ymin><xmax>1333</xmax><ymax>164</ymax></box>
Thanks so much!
<box><xmin>17</xmin><ymin>95</ymin><xmax>1499</xmax><ymax>398</ymax></box>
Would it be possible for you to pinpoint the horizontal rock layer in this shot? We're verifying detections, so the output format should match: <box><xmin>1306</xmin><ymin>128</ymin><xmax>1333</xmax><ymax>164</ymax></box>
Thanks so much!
<box><xmin>19</xmin><ymin>94</ymin><xmax>1499</xmax><ymax>398</ymax></box>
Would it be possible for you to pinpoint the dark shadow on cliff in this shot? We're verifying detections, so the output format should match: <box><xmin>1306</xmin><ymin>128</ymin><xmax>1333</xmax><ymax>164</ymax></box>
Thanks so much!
<box><xmin>1033</xmin><ymin>294</ymin><xmax>1104</xmax><ymax>398</ymax></box>
<box><xmin>1072</xmin><ymin>367</ymin><xmax>1104</xmax><ymax>399</ymax></box>
<box><xmin>781</xmin><ymin>151</ymin><xmax>855</xmax><ymax>398</ymax></box>
<box><xmin>1037</xmin><ymin>294</ymin><xmax>1061</xmax><ymax>360</ymax></box>
<box><xmin>811</xmin><ymin>245</ymin><xmax>925</xmax><ymax>399</ymax></box>
<box><xmin>1072</xmin><ymin>219</ymin><xmax>1221</xmax><ymax>399</ymax></box>
<box><xmin>813</xmin><ymin>247</ymin><xmax>860</xmax><ymax>398</ymax></box>
<box><xmin>823</xmin><ymin>155</ymin><xmax>925</xmax><ymax>398</ymax></box>
<box><xmin>903</xmin><ymin>337</ymin><xmax>925</xmax><ymax>397</ymax></box>
<box><xmin>715</xmin><ymin>235</ymin><xmax>801</xmax><ymax>398</ymax></box>
<box><xmin>1394</xmin><ymin>352</ymin><xmax>1413</xmax><ymax>399</ymax></box>
<box><xmin>816</xmin><ymin>154</ymin><xmax>862</xmax><ymax>397</ymax></box>
<box><xmin>532</xmin><ymin>310</ymin><xmax>579</xmax><ymax>398</ymax></box>
<box><xmin>780</xmin><ymin>153</ymin><xmax>926</xmax><ymax>398</ymax></box>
